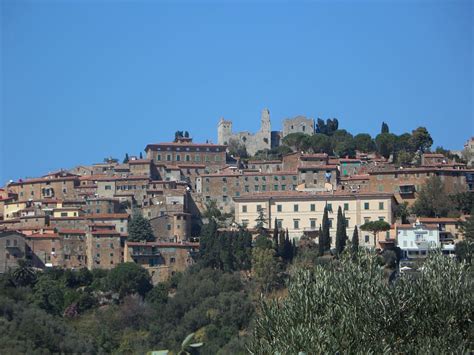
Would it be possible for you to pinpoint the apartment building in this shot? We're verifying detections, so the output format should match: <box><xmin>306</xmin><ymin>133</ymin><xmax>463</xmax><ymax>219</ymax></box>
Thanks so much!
<box><xmin>234</xmin><ymin>191</ymin><xmax>396</xmax><ymax>247</ymax></box>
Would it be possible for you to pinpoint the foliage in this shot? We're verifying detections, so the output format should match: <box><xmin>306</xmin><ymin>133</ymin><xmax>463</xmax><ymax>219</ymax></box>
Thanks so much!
<box><xmin>281</xmin><ymin>132</ymin><xmax>311</xmax><ymax>151</ymax></box>
<box><xmin>454</xmin><ymin>241</ymin><xmax>473</xmax><ymax>264</ymax></box>
<box><xmin>252</xmin><ymin>247</ymin><xmax>283</xmax><ymax>293</ymax></box>
<box><xmin>199</xmin><ymin>221</ymin><xmax>252</xmax><ymax>271</ymax></box>
<box><xmin>381</xmin><ymin>121</ymin><xmax>389</xmax><ymax>134</ymax></box>
<box><xmin>255</xmin><ymin>235</ymin><xmax>272</xmax><ymax>250</ymax></box>
<box><xmin>335</xmin><ymin>207</ymin><xmax>347</xmax><ymax>255</ymax></box>
<box><xmin>351</xmin><ymin>226</ymin><xmax>359</xmax><ymax>256</ymax></box>
<box><xmin>411</xmin><ymin>176</ymin><xmax>453</xmax><ymax>217</ymax></box>
<box><xmin>128</xmin><ymin>210</ymin><xmax>155</xmax><ymax>242</ymax></box>
<box><xmin>460</xmin><ymin>210</ymin><xmax>474</xmax><ymax>241</ymax></box>
<box><xmin>411</xmin><ymin>126</ymin><xmax>433</xmax><ymax>153</ymax></box>
<box><xmin>316</xmin><ymin>118</ymin><xmax>339</xmax><ymax>135</ymax></box>
<box><xmin>353</xmin><ymin>133</ymin><xmax>375</xmax><ymax>153</ymax></box>
<box><xmin>394</xmin><ymin>201</ymin><xmax>410</xmax><ymax>224</ymax></box>
<box><xmin>331</xmin><ymin>130</ymin><xmax>355</xmax><ymax>158</ymax></box>
<box><xmin>319</xmin><ymin>206</ymin><xmax>331</xmax><ymax>254</ymax></box>
<box><xmin>250</xmin><ymin>252</ymin><xmax>473</xmax><ymax>353</ymax></box>
<box><xmin>360</xmin><ymin>220</ymin><xmax>390</xmax><ymax>246</ymax></box>
<box><xmin>227</xmin><ymin>138</ymin><xmax>248</xmax><ymax>158</ymax></box>
<box><xmin>450</xmin><ymin>192</ymin><xmax>474</xmax><ymax>215</ymax></box>
<box><xmin>106</xmin><ymin>263</ymin><xmax>152</xmax><ymax>298</ymax></box>
<box><xmin>307</xmin><ymin>133</ymin><xmax>332</xmax><ymax>154</ymax></box>
<box><xmin>123</xmin><ymin>153</ymin><xmax>129</xmax><ymax>163</ymax></box>
<box><xmin>375</xmin><ymin>132</ymin><xmax>397</xmax><ymax>159</ymax></box>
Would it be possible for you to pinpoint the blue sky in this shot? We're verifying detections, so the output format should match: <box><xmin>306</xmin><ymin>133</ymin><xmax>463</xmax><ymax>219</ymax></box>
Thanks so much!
<box><xmin>1</xmin><ymin>0</ymin><xmax>472</xmax><ymax>183</ymax></box>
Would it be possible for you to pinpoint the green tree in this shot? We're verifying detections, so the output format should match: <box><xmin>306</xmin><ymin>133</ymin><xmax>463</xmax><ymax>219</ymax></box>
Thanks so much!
<box><xmin>411</xmin><ymin>176</ymin><xmax>453</xmax><ymax>217</ymax></box>
<box><xmin>410</xmin><ymin>127</ymin><xmax>433</xmax><ymax>153</ymax></box>
<box><xmin>227</xmin><ymin>138</ymin><xmax>248</xmax><ymax>158</ymax></box>
<box><xmin>320</xmin><ymin>206</ymin><xmax>331</xmax><ymax>253</ymax></box>
<box><xmin>123</xmin><ymin>153</ymin><xmax>129</xmax><ymax>163</ymax></box>
<box><xmin>11</xmin><ymin>260</ymin><xmax>37</xmax><ymax>287</ymax></box>
<box><xmin>381</xmin><ymin>122</ymin><xmax>389</xmax><ymax>134</ymax></box>
<box><xmin>360</xmin><ymin>220</ymin><xmax>391</xmax><ymax>247</ymax></box>
<box><xmin>282</xmin><ymin>132</ymin><xmax>311</xmax><ymax>151</ymax></box>
<box><xmin>375</xmin><ymin>133</ymin><xmax>397</xmax><ymax>158</ymax></box>
<box><xmin>455</xmin><ymin>240</ymin><xmax>473</xmax><ymax>264</ymax></box>
<box><xmin>255</xmin><ymin>208</ymin><xmax>267</xmax><ymax>235</ymax></box>
<box><xmin>394</xmin><ymin>201</ymin><xmax>410</xmax><ymax>224</ymax></box>
<box><xmin>252</xmin><ymin>247</ymin><xmax>282</xmax><ymax>293</ymax></box>
<box><xmin>272</xmin><ymin>219</ymin><xmax>279</xmax><ymax>249</ymax></box>
<box><xmin>460</xmin><ymin>210</ymin><xmax>474</xmax><ymax>240</ymax></box>
<box><xmin>128</xmin><ymin>211</ymin><xmax>155</xmax><ymax>242</ymax></box>
<box><xmin>353</xmin><ymin>133</ymin><xmax>375</xmax><ymax>153</ymax></box>
<box><xmin>32</xmin><ymin>277</ymin><xmax>65</xmax><ymax>315</ymax></box>
<box><xmin>250</xmin><ymin>252</ymin><xmax>472</xmax><ymax>353</ymax></box>
<box><xmin>308</xmin><ymin>133</ymin><xmax>333</xmax><ymax>154</ymax></box>
<box><xmin>335</xmin><ymin>207</ymin><xmax>347</xmax><ymax>255</ymax></box>
<box><xmin>106</xmin><ymin>263</ymin><xmax>152</xmax><ymax>298</ymax></box>
<box><xmin>351</xmin><ymin>226</ymin><xmax>359</xmax><ymax>255</ymax></box>
<box><xmin>316</xmin><ymin>118</ymin><xmax>339</xmax><ymax>135</ymax></box>
<box><xmin>255</xmin><ymin>234</ymin><xmax>273</xmax><ymax>250</ymax></box>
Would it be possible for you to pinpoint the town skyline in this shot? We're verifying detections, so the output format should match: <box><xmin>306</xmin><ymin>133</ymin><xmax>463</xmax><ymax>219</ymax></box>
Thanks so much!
<box><xmin>2</xmin><ymin>0</ymin><xmax>472</xmax><ymax>182</ymax></box>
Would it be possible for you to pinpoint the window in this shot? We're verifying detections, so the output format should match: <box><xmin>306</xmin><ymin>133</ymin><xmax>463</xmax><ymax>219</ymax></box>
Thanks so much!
<box><xmin>276</xmin><ymin>219</ymin><xmax>283</xmax><ymax>228</ymax></box>
<box><xmin>170</xmin><ymin>257</ymin><xmax>176</xmax><ymax>263</ymax></box>
<box><xmin>176</xmin><ymin>155</ymin><xmax>181</xmax><ymax>161</ymax></box>
<box><xmin>378</xmin><ymin>217</ymin><xmax>385</xmax><ymax>221</ymax></box>
<box><xmin>186</xmin><ymin>155</ymin><xmax>190</xmax><ymax>161</ymax></box>
<box><xmin>310</xmin><ymin>219</ymin><xmax>317</xmax><ymax>229</ymax></box>
<box><xmin>379</xmin><ymin>202</ymin><xmax>384</xmax><ymax>210</ymax></box>
<box><xmin>281</xmin><ymin>184</ymin><xmax>286</xmax><ymax>190</ymax></box>
<box><xmin>157</xmin><ymin>154</ymin><xmax>161</xmax><ymax>161</ymax></box>
<box><xmin>293</xmin><ymin>204</ymin><xmax>299</xmax><ymax>212</ymax></box>
<box><xmin>327</xmin><ymin>203</ymin><xmax>332</xmax><ymax>212</ymax></box>
<box><xmin>328</xmin><ymin>219</ymin><xmax>333</xmax><ymax>229</ymax></box>
<box><xmin>310</xmin><ymin>204</ymin><xmax>316</xmax><ymax>212</ymax></box>
<box><xmin>274</xmin><ymin>185</ymin><xmax>278</xmax><ymax>191</ymax></box>
<box><xmin>293</xmin><ymin>219</ymin><xmax>300</xmax><ymax>229</ymax></box>
<box><xmin>242</xmin><ymin>219</ymin><xmax>249</xmax><ymax>227</ymax></box>
<box><xmin>61</xmin><ymin>212</ymin><xmax>67</xmax><ymax>217</ymax></box>
<box><xmin>167</xmin><ymin>224</ymin><xmax>171</xmax><ymax>231</ymax></box>
<box><xmin>257</xmin><ymin>205</ymin><xmax>262</xmax><ymax>212</ymax></box>
<box><xmin>262</xmin><ymin>185</ymin><xmax>267</xmax><ymax>191</ymax></box>
<box><xmin>254</xmin><ymin>185</ymin><xmax>259</xmax><ymax>191</ymax></box>
<box><xmin>105</xmin><ymin>185</ymin><xmax>112</xmax><ymax>190</ymax></box>
<box><xmin>364</xmin><ymin>217</ymin><xmax>370</xmax><ymax>223</ymax></box>
<box><xmin>166</xmin><ymin>154</ymin><xmax>171</xmax><ymax>161</ymax></box>
<box><xmin>365</xmin><ymin>235</ymin><xmax>370</xmax><ymax>243</ymax></box>
<box><xmin>364</xmin><ymin>202</ymin><xmax>370</xmax><ymax>210</ymax></box>
<box><xmin>277</xmin><ymin>204</ymin><xmax>282</xmax><ymax>212</ymax></box>
<box><xmin>345</xmin><ymin>218</ymin><xmax>350</xmax><ymax>227</ymax></box>
<box><xmin>242</xmin><ymin>205</ymin><xmax>247</xmax><ymax>213</ymax></box>
<box><xmin>344</xmin><ymin>203</ymin><xmax>349</xmax><ymax>211</ymax></box>
<box><xmin>245</xmin><ymin>185</ymin><xmax>249</xmax><ymax>192</ymax></box>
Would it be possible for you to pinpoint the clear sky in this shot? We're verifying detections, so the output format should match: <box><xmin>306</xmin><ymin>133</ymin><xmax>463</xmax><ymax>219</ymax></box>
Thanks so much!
<box><xmin>1</xmin><ymin>0</ymin><xmax>473</xmax><ymax>183</ymax></box>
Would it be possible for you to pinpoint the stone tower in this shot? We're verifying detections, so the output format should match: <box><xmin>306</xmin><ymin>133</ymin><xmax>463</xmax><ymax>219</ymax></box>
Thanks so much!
<box><xmin>258</xmin><ymin>108</ymin><xmax>272</xmax><ymax>151</ymax></box>
<box><xmin>217</xmin><ymin>118</ymin><xmax>232</xmax><ymax>145</ymax></box>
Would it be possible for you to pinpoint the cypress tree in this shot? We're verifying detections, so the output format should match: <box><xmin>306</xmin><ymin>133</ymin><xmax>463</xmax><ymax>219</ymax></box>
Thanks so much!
<box><xmin>318</xmin><ymin>226</ymin><xmax>324</xmax><ymax>256</ymax></box>
<box><xmin>292</xmin><ymin>239</ymin><xmax>297</xmax><ymax>258</ymax></box>
<box><xmin>352</xmin><ymin>226</ymin><xmax>359</xmax><ymax>256</ymax></box>
<box><xmin>335</xmin><ymin>207</ymin><xmax>347</xmax><ymax>255</ymax></box>
<box><xmin>273</xmin><ymin>218</ymin><xmax>279</xmax><ymax>250</ymax></box>
<box><xmin>123</xmin><ymin>153</ymin><xmax>129</xmax><ymax>163</ymax></box>
<box><xmin>139</xmin><ymin>152</ymin><xmax>143</xmax><ymax>159</ymax></box>
<box><xmin>283</xmin><ymin>230</ymin><xmax>292</xmax><ymax>262</ymax></box>
<box><xmin>321</xmin><ymin>206</ymin><xmax>331</xmax><ymax>252</ymax></box>
<box><xmin>278</xmin><ymin>229</ymin><xmax>286</xmax><ymax>257</ymax></box>
<box><xmin>381</xmin><ymin>122</ymin><xmax>389</xmax><ymax>134</ymax></box>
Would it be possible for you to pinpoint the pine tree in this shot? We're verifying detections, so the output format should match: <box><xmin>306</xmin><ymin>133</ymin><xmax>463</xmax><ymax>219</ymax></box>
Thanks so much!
<box><xmin>123</xmin><ymin>153</ymin><xmax>129</xmax><ymax>163</ymax></box>
<box><xmin>352</xmin><ymin>226</ymin><xmax>359</xmax><ymax>256</ymax></box>
<box><xmin>139</xmin><ymin>152</ymin><xmax>143</xmax><ymax>159</ymax></box>
<box><xmin>381</xmin><ymin>122</ymin><xmax>389</xmax><ymax>134</ymax></box>
<box><xmin>335</xmin><ymin>207</ymin><xmax>347</xmax><ymax>255</ymax></box>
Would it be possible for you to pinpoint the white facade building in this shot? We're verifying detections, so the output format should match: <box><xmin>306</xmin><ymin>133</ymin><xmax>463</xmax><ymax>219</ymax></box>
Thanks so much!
<box><xmin>396</xmin><ymin>221</ymin><xmax>440</xmax><ymax>259</ymax></box>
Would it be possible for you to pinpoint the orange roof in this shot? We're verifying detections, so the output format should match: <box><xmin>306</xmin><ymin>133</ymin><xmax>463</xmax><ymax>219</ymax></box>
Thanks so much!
<box><xmin>27</xmin><ymin>233</ymin><xmax>59</xmax><ymax>238</ymax></box>
<box><xmin>127</xmin><ymin>241</ymin><xmax>199</xmax><ymax>248</ymax></box>
<box><xmin>91</xmin><ymin>230</ymin><xmax>120</xmax><ymax>235</ymax></box>
<box><xmin>418</xmin><ymin>217</ymin><xmax>463</xmax><ymax>223</ymax></box>
<box><xmin>86</xmin><ymin>213</ymin><xmax>129</xmax><ymax>219</ymax></box>
<box><xmin>129</xmin><ymin>159</ymin><xmax>152</xmax><ymax>164</ymax></box>
<box><xmin>58</xmin><ymin>229</ymin><xmax>86</xmax><ymax>234</ymax></box>
<box><xmin>145</xmin><ymin>142</ymin><xmax>226</xmax><ymax>150</ymax></box>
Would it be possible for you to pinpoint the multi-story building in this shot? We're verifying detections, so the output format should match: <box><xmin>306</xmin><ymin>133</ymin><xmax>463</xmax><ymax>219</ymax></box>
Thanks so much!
<box><xmin>7</xmin><ymin>171</ymin><xmax>80</xmax><ymax>201</ymax></box>
<box><xmin>0</xmin><ymin>231</ymin><xmax>27</xmax><ymax>273</ymax></box>
<box><xmin>145</xmin><ymin>137</ymin><xmax>226</xmax><ymax>173</ymax></box>
<box><xmin>234</xmin><ymin>191</ymin><xmax>397</xmax><ymax>247</ymax></box>
<box><xmin>197</xmin><ymin>171</ymin><xmax>299</xmax><ymax>213</ymax></box>
<box><xmin>124</xmin><ymin>241</ymin><xmax>199</xmax><ymax>283</ymax></box>
<box><xmin>86</xmin><ymin>224</ymin><xmax>122</xmax><ymax>270</ymax></box>
<box><xmin>395</xmin><ymin>221</ymin><xmax>451</xmax><ymax>260</ymax></box>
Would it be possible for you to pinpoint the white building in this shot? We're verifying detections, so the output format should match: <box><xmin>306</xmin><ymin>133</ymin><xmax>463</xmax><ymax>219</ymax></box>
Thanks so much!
<box><xmin>396</xmin><ymin>221</ymin><xmax>440</xmax><ymax>260</ymax></box>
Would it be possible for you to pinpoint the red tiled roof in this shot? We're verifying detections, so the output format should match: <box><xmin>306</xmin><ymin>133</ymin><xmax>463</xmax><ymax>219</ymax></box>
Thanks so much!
<box><xmin>27</xmin><ymin>233</ymin><xmax>59</xmax><ymax>238</ymax></box>
<box><xmin>86</xmin><ymin>213</ymin><xmax>129</xmax><ymax>219</ymax></box>
<box><xmin>234</xmin><ymin>190</ymin><xmax>395</xmax><ymax>201</ymax></box>
<box><xmin>418</xmin><ymin>217</ymin><xmax>463</xmax><ymax>223</ymax></box>
<box><xmin>91</xmin><ymin>230</ymin><xmax>120</xmax><ymax>235</ymax></box>
<box><xmin>58</xmin><ymin>229</ymin><xmax>86</xmax><ymax>234</ymax></box>
<box><xmin>127</xmin><ymin>241</ymin><xmax>199</xmax><ymax>247</ymax></box>
<box><xmin>129</xmin><ymin>159</ymin><xmax>152</xmax><ymax>164</ymax></box>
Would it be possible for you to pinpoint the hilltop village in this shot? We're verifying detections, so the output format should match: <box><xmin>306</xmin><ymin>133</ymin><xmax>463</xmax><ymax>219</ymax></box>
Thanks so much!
<box><xmin>1</xmin><ymin>109</ymin><xmax>473</xmax><ymax>283</ymax></box>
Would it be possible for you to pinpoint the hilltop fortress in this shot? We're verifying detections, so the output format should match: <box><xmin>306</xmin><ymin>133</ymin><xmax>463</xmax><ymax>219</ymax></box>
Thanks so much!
<box><xmin>217</xmin><ymin>108</ymin><xmax>315</xmax><ymax>156</ymax></box>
